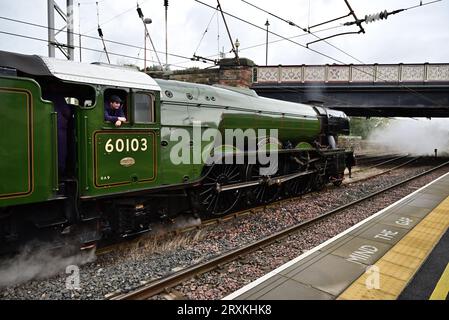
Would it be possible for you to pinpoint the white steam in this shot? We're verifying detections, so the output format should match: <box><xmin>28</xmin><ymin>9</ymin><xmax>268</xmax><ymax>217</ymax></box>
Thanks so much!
<box><xmin>0</xmin><ymin>243</ymin><xmax>95</xmax><ymax>288</ymax></box>
<box><xmin>368</xmin><ymin>118</ymin><xmax>449</xmax><ymax>156</ymax></box>
<box><xmin>150</xmin><ymin>214</ymin><xmax>201</xmax><ymax>236</ymax></box>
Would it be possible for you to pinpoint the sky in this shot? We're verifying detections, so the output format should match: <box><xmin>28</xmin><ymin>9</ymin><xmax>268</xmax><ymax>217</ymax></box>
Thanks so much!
<box><xmin>0</xmin><ymin>0</ymin><xmax>448</xmax><ymax>70</ymax></box>
<box><xmin>0</xmin><ymin>0</ymin><xmax>448</xmax><ymax>149</ymax></box>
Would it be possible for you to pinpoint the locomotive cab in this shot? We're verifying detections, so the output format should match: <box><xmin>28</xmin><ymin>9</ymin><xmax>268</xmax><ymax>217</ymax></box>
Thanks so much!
<box><xmin>0</xmin><ymin>51</ymin><xmax>162</xmax><ymax>248</ymax></box>
<box><xmin>40</xmin><ymin>79</ymin><xmax>97</xmax><ymax>181</ymax></box>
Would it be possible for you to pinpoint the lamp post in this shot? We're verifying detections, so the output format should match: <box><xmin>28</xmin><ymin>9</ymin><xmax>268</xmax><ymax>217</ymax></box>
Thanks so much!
<box><xmin>265</xmin><ymin>19</ymin><xmax>270</xmax><ymax>66</ymax></box>
<box><xmin>143</xmin><ymin>17</ymin><xmax>152</xmax><ymax>72</ymax></box>
<box><xmin>137</xmin><ymin>4</ymin><xmax>162</xmax><ymax>70</ymax></box>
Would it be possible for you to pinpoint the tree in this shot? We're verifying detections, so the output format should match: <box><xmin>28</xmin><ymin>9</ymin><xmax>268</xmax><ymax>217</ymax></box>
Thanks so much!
<box><xmin>144</xmin><ymin>65</ymin><xmax>164</xmax><ymax>72</ymax></box>
<box><xmin>349</xmin><ymin>117</ymin><xmax>390</xmax><ymax>139</ymax></box>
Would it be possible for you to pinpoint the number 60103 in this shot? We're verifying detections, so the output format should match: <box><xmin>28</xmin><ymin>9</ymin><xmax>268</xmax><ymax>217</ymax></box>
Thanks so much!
<box><xmin>104</xmin><ymin>138</ymin><xmax>148</xmax><ymax>153</ymax></box>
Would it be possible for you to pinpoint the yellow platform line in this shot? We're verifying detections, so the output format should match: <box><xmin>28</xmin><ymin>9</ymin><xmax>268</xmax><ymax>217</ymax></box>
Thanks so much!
<box><xmin>429</xmin><ymin>263</ymin><xmax>449</xmax><ymax>300</ymax></box>
<box><xmin>338</xmin><ymin>196</ymin><xmax>449</xmax><ymax>300</ymax></box>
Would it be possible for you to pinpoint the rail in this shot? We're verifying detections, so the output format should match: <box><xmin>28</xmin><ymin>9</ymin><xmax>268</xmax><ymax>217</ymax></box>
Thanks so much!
<box><xmin>110</xmin><ymin>159</ymin><xmax>449</xmax><ymax>300</ymax></box>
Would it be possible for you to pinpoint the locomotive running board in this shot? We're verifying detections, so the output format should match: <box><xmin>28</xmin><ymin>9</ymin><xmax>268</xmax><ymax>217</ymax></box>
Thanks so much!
<box><xmin>217</xmin><ymin>170</ymin><xmax>317</xmax><ymax>192</ymax></box>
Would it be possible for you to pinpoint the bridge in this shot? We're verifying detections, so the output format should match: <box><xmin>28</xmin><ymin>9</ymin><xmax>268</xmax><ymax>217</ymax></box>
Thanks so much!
<box><xmin>251</xmin><ymin>63</ymin><xmax>449</xmax><ymax>117</ymax></box>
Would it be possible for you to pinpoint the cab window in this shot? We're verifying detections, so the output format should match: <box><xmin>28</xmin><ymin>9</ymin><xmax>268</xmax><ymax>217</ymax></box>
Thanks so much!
<box><xmin>104</xmin><ymin>89</ymin><xmax>128</xmax><ymax>123</ymax></box>
<box><xmin>134</xmin><ymin>92</ymin><xmax>155</xmax><ymax>123</ymax></box>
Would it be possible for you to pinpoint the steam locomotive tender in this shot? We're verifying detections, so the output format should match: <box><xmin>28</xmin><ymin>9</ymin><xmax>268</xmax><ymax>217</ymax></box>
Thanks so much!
<box><xmin>0</xmin><ymin>51</ymin><xmax>352</xmax><ymax>253</ymax></box>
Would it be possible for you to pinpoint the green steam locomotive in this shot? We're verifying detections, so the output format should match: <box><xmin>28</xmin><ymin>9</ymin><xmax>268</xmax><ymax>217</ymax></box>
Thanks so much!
<box><xmin>0</xmin><ymin>50</ymin><xmax>352</xmax><ymax>253</ymax></box>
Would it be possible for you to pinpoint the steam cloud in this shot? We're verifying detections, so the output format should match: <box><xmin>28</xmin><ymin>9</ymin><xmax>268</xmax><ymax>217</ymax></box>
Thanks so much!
<box><xmin>0</xmin><ymin>243</ymin><xmax>95</xmax><ymax>288</ymax></box>
<box><xmin>368</xmin><ymin>118</ymin><xmax>449</xmax><ymax>156</ymax></box>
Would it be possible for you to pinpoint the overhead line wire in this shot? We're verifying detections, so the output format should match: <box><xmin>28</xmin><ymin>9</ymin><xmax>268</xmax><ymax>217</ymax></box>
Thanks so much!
<box><xmin>0</xmin><ymin>30</ymin><xmax>193</xmax><ymax>69</ymax></box>
<box><xmin>194</xmin><ymin>0</ymin><xmax>358</xmax><ymax>65</ymax></box>
<box><xmin>241</xmin><ymin>0</ymin><xmax>364</xmax><ymax>64</ymax></box>
<box><xmin>194</xmin><ymin>8</ymin><xmax>217</xmax><ymax>55</ymax></box>
<box><xmin>194</xmin><ymin>0</ymin><xmax>443</xmax><ymax>107</ymax></box>
<box><xmin>0</xmin><ymin>33</ymin><xmax>417</xmax><ymax>116</ymax></box>
<box><xmin>240</xmin><ymin>0</ymin><xmax>443</xmax><ymax>107</ymax></box>
<box><xmin>170</xmin><ymin>24</ymin><xmax>344</xmax><ymax>66</ymax></box>
<box><xmin>0</xmin><ymin>15</ymin><xmax>210</xmax><ymax>64</ymax></box>
<box><xmin>81</xmin><ymin>0</ymin><xmax>151</xmax><ymax>35</ymax></box>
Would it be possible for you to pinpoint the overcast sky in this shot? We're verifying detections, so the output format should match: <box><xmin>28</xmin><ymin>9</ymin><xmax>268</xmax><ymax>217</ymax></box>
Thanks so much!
<box><xmin>0</xmin><ymin>0</ymin><xmax>448</xmax><ymax>70</ymax></box>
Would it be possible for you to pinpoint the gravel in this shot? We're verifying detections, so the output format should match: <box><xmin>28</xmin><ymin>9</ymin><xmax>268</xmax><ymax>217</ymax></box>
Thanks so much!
<box><xmin>0</xmin><ymin>157</ymin><xmax>447</xmax><ymax>300</ymax></box>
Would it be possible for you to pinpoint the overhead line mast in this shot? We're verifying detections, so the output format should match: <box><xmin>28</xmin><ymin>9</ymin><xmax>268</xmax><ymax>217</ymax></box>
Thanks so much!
<box><xmin>78</xmin><ymin>2</ymin><xmax>82</xmax><ymax>62</ymax></box>
<box><xmin>1</xmin><ymin>15</ymin><xmax>203</xmax><ymax>66</ymax></box>
<box><xmin>137</xmin><ymin>4</ymin><xmax>163</xmax><ymax>69</ymax></box>
<box><xmin>47</xmin><ymin>0</ymin><xmax>75</xmax><ymax>60</ymax></box>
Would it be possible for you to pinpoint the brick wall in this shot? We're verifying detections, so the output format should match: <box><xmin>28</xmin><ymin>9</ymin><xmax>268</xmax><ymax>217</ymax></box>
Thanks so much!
<box><xmin>147</xmin><ymin>58</ymin><xmax>256</xmax><ymax>88</ymax></box>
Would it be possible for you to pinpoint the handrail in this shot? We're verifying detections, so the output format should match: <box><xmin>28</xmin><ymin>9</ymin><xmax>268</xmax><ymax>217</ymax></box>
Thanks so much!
<box><xmin>83</xmin><ymin>116</ymin><xmax>89</xmax><ymax>191</ymax></box>
<box><xmin>50</xmin><ymin>112</ymin><xmax>59</xmax><ymax>192</ymax></box>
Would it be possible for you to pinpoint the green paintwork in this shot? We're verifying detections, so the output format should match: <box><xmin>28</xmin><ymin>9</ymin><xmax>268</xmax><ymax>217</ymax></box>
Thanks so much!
<box><xmin>75</xmin><ymin>90</ymin><xmax>163</xmax><ymax>197</ymax></box>
<box><xmin>156</xmin><ymin>80</ymin><xmax>321</xmax><ymax>142</ymax></box>
<box><xmin>93</xmin><ymin>130</ymin><xmax>157</xmax><ymax>188</ymax></box>
<box><xmin>1</xmin><ymin>73</ymin><xmax>327</xmax><ymax>204</ymax></box>
<box><xmin>78</xmin><ymin>77</ymin><xmax>324</xmax><ymax>197</ymax></box>
<box><xmin>296</xmin><ymin>142</ymin><xmax>314</xmax><ymax>150</ymax></box>
<box><xmin>0</xmin><ymin>76</ymin><xmax>56</xmax><ymax>207</ymax></box>
<box><xmin>155</xmin><ymin>79</ymin><xmax>321</xmax><ymax>185</ymax></box>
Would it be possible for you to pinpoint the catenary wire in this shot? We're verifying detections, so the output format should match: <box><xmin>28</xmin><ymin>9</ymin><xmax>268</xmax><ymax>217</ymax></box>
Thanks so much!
<box><xmin>0</xmin><ymin>4</ymin><xmax>443</xmax><ymax>106</ymax></box>
<box><xmin>81</xmin><ymin>0</ymin><xmax>152</xmax><ymax>36</ymax></box>
<box><xmin>238</xmin><ymin>0</ymin><xmax>444</xmax><ymax>107</ymax></box>
<box><xmin>0</xmin><ymin>30</ymin><xmax>193</xmax><ymax>69</ymax></box>
<box><xmin>194</xmin><ymin>9</ymin><xmax>218</xmax><ymax>55</ymax></box>
<box><xmin>0</xmin><ymin>31</ymin><xmax>419</xmax><ymax>117</ymax></box>
<box><xmin>0</xmin><ymin>15</ymin><xmax>213</xmax><ymax>65</ymax></box>
<box><xmin>194</xmin><ymin>0</ymin><xmax>443</xmax><ymax>107</ymax></box>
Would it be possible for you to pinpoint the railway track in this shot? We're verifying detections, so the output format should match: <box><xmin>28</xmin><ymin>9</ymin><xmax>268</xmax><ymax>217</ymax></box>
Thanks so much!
<box><xmin>110</xmin><ymin>159</ymin><xmax>449</xmax><ymax>300</ymax></box>
<box><xmin>191</xmin><ymin>155</ymin><xmax>423</xmax><ymax>231</ymax></box>
<box><xmin>345</xmin><ymin>155</ymin><xmax>419</xmax><ymax>184</ymax></box>
<box><xmin>354</xmin><ymin>153</ymin><xmax>405</xmax><ymax>167</ymax></box>
<box><xmin>353</xmin><ymin>154</ymin><xmax>410</xmax><ymax>171</ymax></box>
<box><xmin>96</xmin><ymin>155</ymin><xmax>424</xmax><ymax>256</ymax></box>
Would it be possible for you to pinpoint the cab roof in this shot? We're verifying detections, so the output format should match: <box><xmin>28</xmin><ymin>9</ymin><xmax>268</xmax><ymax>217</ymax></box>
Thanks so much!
<box><xmin>0</xmin><ymin>50</ymin><xmax>160</xmax><ymax>91</ymax></box>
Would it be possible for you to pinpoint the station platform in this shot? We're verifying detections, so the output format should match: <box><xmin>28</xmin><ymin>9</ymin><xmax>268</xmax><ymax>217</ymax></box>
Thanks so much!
<box><xmin>224</xmin><ymin>172</ymin><xmax>449</xmax><ymax>300</ymax></box>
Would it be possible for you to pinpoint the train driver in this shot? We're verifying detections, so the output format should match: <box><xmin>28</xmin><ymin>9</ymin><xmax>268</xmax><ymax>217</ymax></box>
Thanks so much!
<box><xmin>104</xmin><ymin>95</ymin><xmax>127</xmax><ymax>127</ymax></box>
